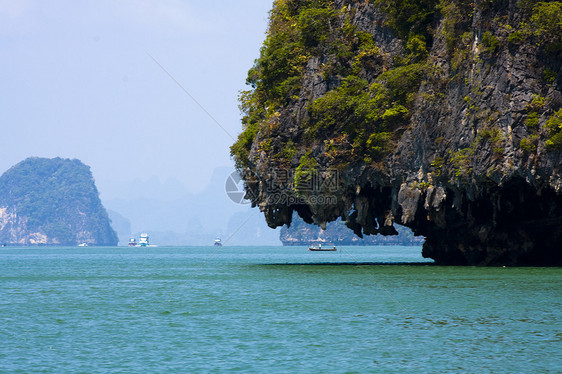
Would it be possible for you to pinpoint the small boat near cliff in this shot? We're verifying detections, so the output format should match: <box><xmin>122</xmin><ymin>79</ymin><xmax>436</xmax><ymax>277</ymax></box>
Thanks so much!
<box><xmin>308</xmin><ymin>244</ymin><xmax>337</xmax><ymax>251</ymax></box>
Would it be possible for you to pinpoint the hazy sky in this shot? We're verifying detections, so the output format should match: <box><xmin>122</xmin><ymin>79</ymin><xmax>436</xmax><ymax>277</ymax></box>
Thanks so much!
<box><xmin>1</xmin><ymin>0</ymin><xmax>272</xmax><ymax>196</ymax></box>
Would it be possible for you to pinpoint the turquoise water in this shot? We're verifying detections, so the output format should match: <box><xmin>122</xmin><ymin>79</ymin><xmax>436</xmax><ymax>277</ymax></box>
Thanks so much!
<box><xmin>1</xmin><ymin>246</ymin><xmax>561</xmax><ymax>373</ymax></box>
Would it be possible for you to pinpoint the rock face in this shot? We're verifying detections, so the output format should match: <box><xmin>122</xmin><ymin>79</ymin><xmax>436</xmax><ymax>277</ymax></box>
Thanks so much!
<box><xmin>232</xmin><ymin>0</ymin><xmax>562</xmax><ymax>265</ymax></box>
<box><xmin>0</xmin><ymin>157</ymin><xmax>118</xmax><ymax>246</ymax></box>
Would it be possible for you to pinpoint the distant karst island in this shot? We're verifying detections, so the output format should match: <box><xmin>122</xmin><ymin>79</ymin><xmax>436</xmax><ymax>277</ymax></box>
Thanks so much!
<box><xmin>0</xmin><ymin>157</ymin><xmax>118</xmax><ymax>246</ymax></box>
<box><xmin>281</xmin><ymin>213</ymin><xmax>424</xmax><ymax>246</ymax></box>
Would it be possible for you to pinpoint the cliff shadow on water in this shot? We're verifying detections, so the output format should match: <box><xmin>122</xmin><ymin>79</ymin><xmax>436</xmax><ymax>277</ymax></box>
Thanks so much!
<box><xmin>231</xmin><ymin>0</ymin><xmax>562</xmax><ymax>265</ymax></box>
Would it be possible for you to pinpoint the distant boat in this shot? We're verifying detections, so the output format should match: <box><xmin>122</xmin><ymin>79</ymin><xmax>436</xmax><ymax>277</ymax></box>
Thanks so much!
<box><xmin>214</xmin><ymin>238</ymin><xmax>222</xmax><ymax>247</ymax></box>
<box><xmin>78</xmin><ymin>242</ymin><xmax>88</xmax><ymax>247</ymax></box>
<box><xmin>308</xmin><ymin>244</ymin><xmax>336</xmax><ymax>251</ymax></box>
<box><xmin>129</xmin><ymin>233</ymin><xmax>157</xmax><ymax>247</ymax></box>
<box><xmin>139</xmin><ymin>233</ymin><xmax>149</xmax><ymax>247</ymax></box>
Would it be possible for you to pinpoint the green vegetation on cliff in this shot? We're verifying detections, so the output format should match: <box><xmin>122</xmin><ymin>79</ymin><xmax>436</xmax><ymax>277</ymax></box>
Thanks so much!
<box><xmin>0</xmin><ymin>157</ymin><xmax>118</xmax><ymax>246</ymax></box>
<box><xmin>232</xmin><ymin>0</ymin><xmax>442</xmax><ymax>170</ymax></box>
<box><xmin>232</xmin><ymin>0</ymin><xmax>562</xmax><ymax>172</ymax></box>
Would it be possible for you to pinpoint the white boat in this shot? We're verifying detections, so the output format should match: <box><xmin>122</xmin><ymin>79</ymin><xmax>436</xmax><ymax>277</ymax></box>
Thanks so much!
<box><xmin>78</xmin><ymin>242</ymin><xmax>88</xmax><ymax>247</ymax></box>
<box><xmin>139</xmin><ymin>233</ymin><xmax>149</xmax><ymax>247</ymax></box>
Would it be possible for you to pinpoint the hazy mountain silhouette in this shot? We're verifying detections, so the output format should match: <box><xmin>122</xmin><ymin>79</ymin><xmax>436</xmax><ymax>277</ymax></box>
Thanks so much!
<box><xmin>103</xmin><ymin>167</ymin><xmax>281</xmax><ymax>246</ymax></box>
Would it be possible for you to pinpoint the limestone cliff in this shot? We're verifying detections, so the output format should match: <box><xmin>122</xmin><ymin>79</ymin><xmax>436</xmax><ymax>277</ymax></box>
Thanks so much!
<box><xmin>0</xmin><ymin>157</ymin><xmax>118</xmax><ymax>246</ymax></box>
<box><xmin>232</xmin><ymin>0</ymin><xmax>562</xmax><ymax>265</ymax></box>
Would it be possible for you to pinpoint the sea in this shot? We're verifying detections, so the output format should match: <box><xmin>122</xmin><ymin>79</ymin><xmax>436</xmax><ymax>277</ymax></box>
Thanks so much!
<box><xmin>1</xmin><ymin>245</ymin><xmax>561</xmax><ymax>373</ymax></box>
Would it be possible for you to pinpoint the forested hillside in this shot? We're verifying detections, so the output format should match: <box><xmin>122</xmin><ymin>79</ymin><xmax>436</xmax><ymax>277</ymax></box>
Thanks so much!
<box><xmin>0</xmin><ymin>157</ymin><xmax>118</xmax><ymax>246</ymax></box>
